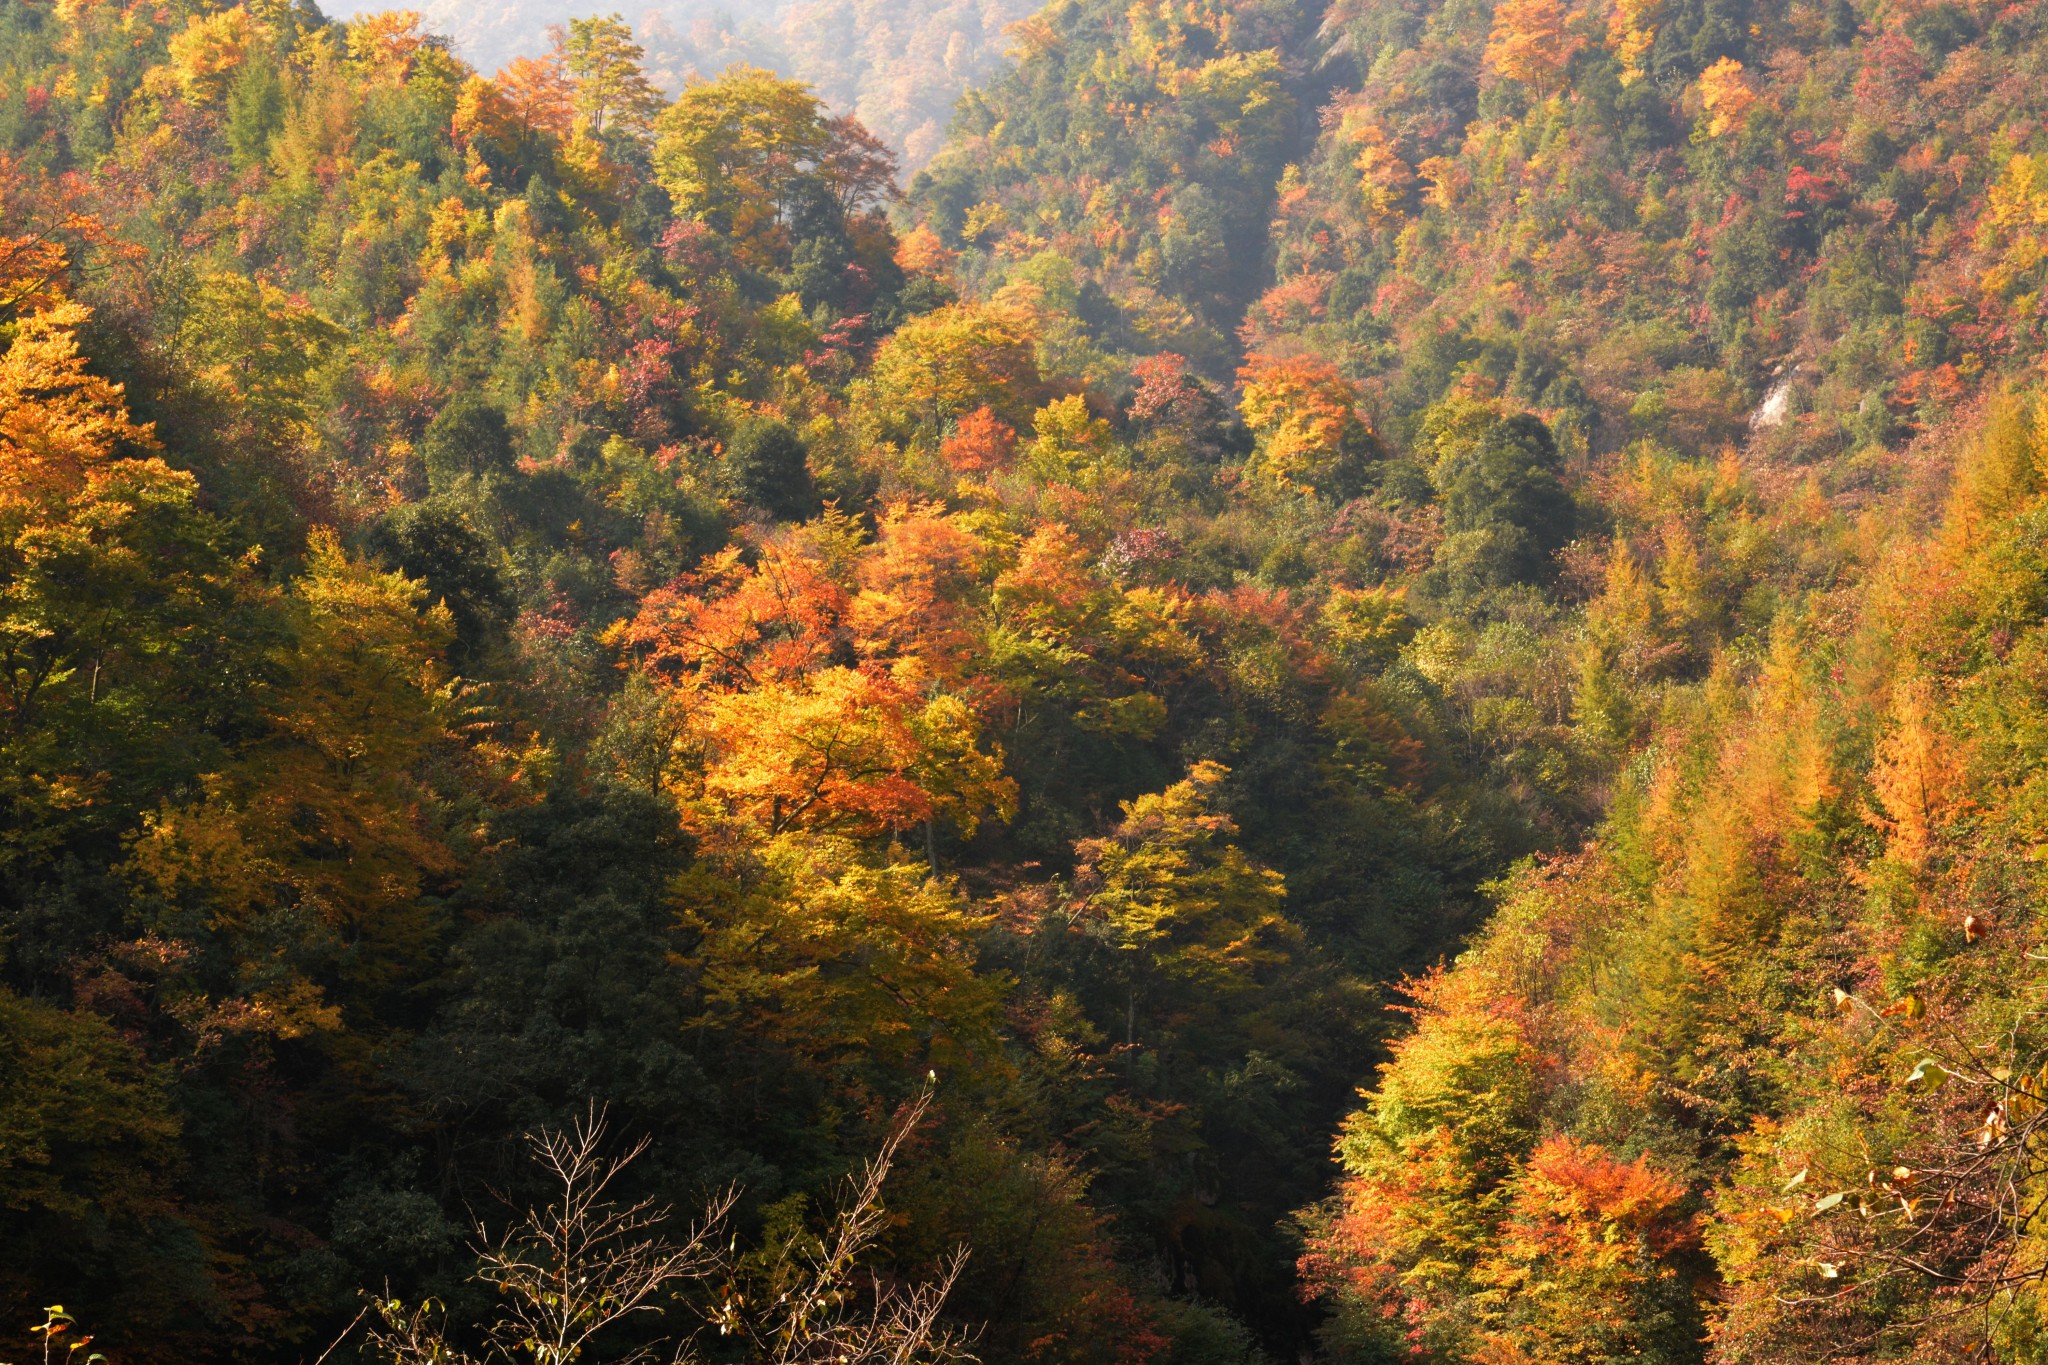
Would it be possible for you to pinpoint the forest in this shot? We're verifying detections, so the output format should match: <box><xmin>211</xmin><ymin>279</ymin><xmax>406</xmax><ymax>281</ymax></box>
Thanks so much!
<box><xmin>6</xmin><ymin>0</ymin><xmax>2048</xmax><ymax>1359</ymax></box>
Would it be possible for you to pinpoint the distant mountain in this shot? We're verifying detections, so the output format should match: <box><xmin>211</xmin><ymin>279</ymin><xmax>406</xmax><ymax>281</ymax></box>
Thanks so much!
<box><xmin>318</xmin><ymin>0</ymin><xmax>1040</xmax><ymax>167</ymax></box>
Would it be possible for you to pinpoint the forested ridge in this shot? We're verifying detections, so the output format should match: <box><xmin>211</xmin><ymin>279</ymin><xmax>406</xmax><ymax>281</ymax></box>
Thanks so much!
<box><xmin>7</xmin><ymin>0</ymin><xmax>2048</xmax><ymax>1359</ymax></box>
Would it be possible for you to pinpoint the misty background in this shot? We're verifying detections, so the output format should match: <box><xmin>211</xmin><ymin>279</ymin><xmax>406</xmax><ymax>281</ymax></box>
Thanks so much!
<box><xmin>317</xmin><ymin>0</ymin><xmax>1037</xmax><ymax>167</ymax></box>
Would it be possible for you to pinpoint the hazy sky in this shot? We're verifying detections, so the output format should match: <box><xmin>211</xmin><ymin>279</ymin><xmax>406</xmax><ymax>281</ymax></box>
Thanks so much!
<box><xmin>312</xmin><ymin>0</ymin><xmax>1031</xmax><ymax>168</ymax></box>
<box><xmin>316</xmin><ymin>1</ymin><xmax>794</xmax><ymax>76</ymax></box>
<box><xmin>319</xmin><ymin>0</ymin><xmax>786</xmax><ymax>20</ymax></box>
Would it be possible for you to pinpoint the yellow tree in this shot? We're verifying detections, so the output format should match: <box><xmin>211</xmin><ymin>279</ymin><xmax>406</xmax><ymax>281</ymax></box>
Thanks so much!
<box><xmin>346</xmin><ymin>10</ymin><xmax>439</xmax><ymax>83</ymax></box>
<box><xmin>163</xmin><ymin>6</ymin><xmax>266</xmax><ymax>105</ymax></box>
<box><xmin>1470</xmin><ymin>1137</ymin><xmax>1700</xmax><ymax>1361</ymax></box>
<box><xmin>128</xmin><ymin>533</ymin><xmax>493</xmax><ymax>1017</ymax></box>
<box><xmin>849</xmin><ymin>501</ymin><xmax>989</xmax><ymax>689</ymax></box>
<box><xmin>985</xmin><ymin>523</ymin><xmax>1196</xmax><ymax>743</ymax></box>
<box><xmin>1978</xmin><ymin>153</ymin><xmax>2048</xmax><ymax>300</ymax></box>
<box><xmin>0</xmin><ymin>300</ymin><xmax>203</xmax><ymax>871</ymax></box>
<box><xmin>1237</xmin><ymin>353</ymin><xmax>1376</xmax><ymax>496</ymax></box>
<box><xmin>1485</xmin><ymin>0</ymin><xmax>1583</xmax><ymax>94</ymax></box>
<box><xmin>0</xmin><ymin>296</ymin><xmax>170</xmax><ymax>758</ymax></box>
<box><xmin>0</xmin><ymin>294</ymin><xmax>253</xmax><ymax>876</ymax></box>
<box><xmin>0</xmin><ymin>300</ymin><xmax>158</xmax><ymax>522</ymax></box>
<box><xmin>682</xmin><ymin>835</ymin><xmax>1007</xmax><ymax>1080</ymax></box>
<box><xmin>1345</xmin><ymin>116</ymin><xmax>1415</xmax><ymax>228</ymax></box>
<box><xmin>1072</xmin><ymin>760</ymin><xmax>1296</xmax><ymax>1043</ymax></box>
<box><xmin>1696</xmin><ymin>57</ymin><xmax>1758</xmax><ymax>138</ymax></box>
<box><xmin>857</xmin><ymin>302</ymin><xmax>1042</xmax><ymax>442</ymax></box>
<box><xmin>495</xmin><ymin>51</ymin><xmax>575</xmax><ymax>140</ymax></box>
<box><xmin>1608</xmin><ymin>0</ymin><xmax>1659</xmax><ymax>84</ymax></box>
<box><xmin>0</xmin><ymin>154</ymin><xmax>103</xmax><ymax>321</ymax></box>
<box><xmin>1021</xmin><ymin>394</ymin><xmax>1117</xmax><ymax>482</ymax></box>
<box><xmin>608</xmin><ymin>531</ymin><xmax>1014</xmax><ymax>846</ymax></box>
<box><xmin>696</xmin><ymin>667</ymin><xmax>1012</xmax><ymax>840</ymax></box>
<box><xmin>1866</xmin><ymin>678</ymin><xmax>1963</xmax><ymax>871</ymax></box>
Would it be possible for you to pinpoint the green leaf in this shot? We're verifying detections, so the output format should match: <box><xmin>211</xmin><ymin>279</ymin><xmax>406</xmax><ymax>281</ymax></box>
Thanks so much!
<box><xmin>1814</xmin><ymin>1192</ymin><xmax>1845</xmax><ymax>1212</ymax></box>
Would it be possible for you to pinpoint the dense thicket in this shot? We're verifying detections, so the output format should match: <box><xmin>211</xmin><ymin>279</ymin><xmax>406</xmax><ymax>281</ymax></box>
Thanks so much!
<box><xmin>0</xmin><ymin>3</ymin><xmax>1512</xmax><ymax>1361</ymax></box>
<box><xmin>14</xmin><ymin>0</ymin><xmax>2048</xmax><ymax>1357</ymax></box>
<box><xmin>1187</xmin><ymin>0</ymin><xmax>2048</xmax><ymax>1351</ymax></box>
<box><xmin>907</xmin><ymin>0</ymin><xmax>1323</xmax><ymax>375</ymax></box>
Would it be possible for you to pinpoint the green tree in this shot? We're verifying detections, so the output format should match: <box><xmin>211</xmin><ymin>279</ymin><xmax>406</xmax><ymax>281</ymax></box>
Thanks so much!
<box><xmin>225</xmin><ymin>48</ymin><xmax>285</xmax><ymax>168</ymax></box>
<box><xmin>365</xmin><ymin>498</ymin><xmax>512</xmax><ymax>668</ymax></box>
<box><xmin>175</xmin><ymin>273</ymin><xmax>345</xmax><ymax>452</ymax></box>
<box><xmin>0</xmin><ymin>987</ymin><xmax>197</xmax><ymax>1330</ymax></box>
<box><xmin>1425</xmin><ymin>407</ymin><xmax>1575</xmax><ymax>595</ymax></box>
<box><xmin>419</xmin><ymin>395</ymin><xmax>518</xmax><ymax>492</ymax></box>
<box><xmin>563</xmin><ymin>15</ymin><xmax>663</xmax><ymax>141</ymax></box>
<box><xmin>724</xmin><ymin>417</ymin><xmax>817</xmax><ymax>520</ymax></box>
<box><xmin>652</xmin><ymin>66</ymin><xmax>834</xmax><ymax>259</ymax></box>
<box><xmin>0</xmin><ymin>299</ymin><xmax>266</xmax><ymax>910</ymax></box>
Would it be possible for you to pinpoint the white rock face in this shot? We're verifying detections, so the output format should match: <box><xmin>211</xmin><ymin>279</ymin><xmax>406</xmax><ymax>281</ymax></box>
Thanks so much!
<box><xmin>1751</xmin><ymin>376</ymin><xmax>1793</xmax><ymax>432</ymax></box>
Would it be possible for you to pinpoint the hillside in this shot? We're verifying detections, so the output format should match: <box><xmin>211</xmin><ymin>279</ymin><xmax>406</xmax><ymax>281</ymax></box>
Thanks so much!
<box><xmin>1189</xmin><ymin>0</ymin><xmax>2048</xmax><ymax>1352</ymax></box>
<box><xmin>908</xmin><ymin>0</ymin><xmax>1329</xmax><ymax>375</ymax></box>
<box><xmin>0</xmin><ymin>2</ymin><xmax>1491</xmax><ymax>1360</ymax></box>
<box><xmin>8</xmin><ymin>0</ymin><xmax>2048</xmax><ymax>1360</ymax></box>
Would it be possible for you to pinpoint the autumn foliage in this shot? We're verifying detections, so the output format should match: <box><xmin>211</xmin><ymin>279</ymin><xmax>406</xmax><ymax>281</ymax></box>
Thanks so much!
<box><xmin>1485</xmin><ymin>0</ymin><xmax>1583</xmax><ymax>93</ymax></box>
<box><xmin>15</xmin><ymin>0</ymin><xmax>2048</xmax><ymax>1360</ymax></box>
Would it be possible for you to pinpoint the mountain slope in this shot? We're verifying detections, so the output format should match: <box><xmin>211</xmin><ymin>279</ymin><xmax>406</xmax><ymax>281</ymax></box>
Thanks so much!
<box><xmin>0</xmin><ymin>1</ymin><xmax>1506</xmax><ymax>1359</ymax></box>
<box><xmin>906</xmin><ymin>0</ymin><xmax>1328</xmax><ymax>374</ymax></box>
<box><xmin>1151</xmin><ymin>0</ymin><xmax>2048</xmax><ymax>1352</ymax></box>
<box><xmin>900</xmin><ymin>0</ymin><xmax>2048</xmax><ymax>1352</ymax></box>
<box><xmin>12</xmin><ymin>0</ymin><xmax>2048</xmax><ymax>1357</ymax></box>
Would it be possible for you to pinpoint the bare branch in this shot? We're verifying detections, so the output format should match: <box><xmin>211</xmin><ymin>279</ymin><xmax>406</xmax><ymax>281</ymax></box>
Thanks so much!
<box><xmin>362</xmin><ymin>1088</ymin><xmax>972</xmax><ymax>1365</ymax></box>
